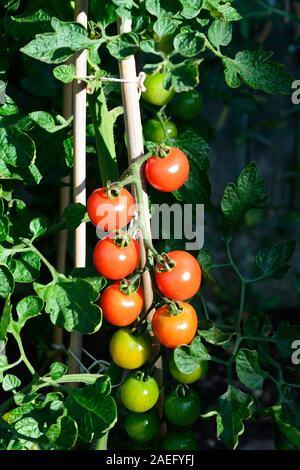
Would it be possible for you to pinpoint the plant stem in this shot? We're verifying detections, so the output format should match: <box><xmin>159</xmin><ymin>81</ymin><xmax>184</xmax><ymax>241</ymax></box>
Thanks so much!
<box><xmin>199</xmin><ymin>294</ymin><xmax>209</xmax><ymax>321</ymax></box>
<box><xmin>23</xmin><ymin>241</ymin><xmax>58</xmax><ymax>281</ymax></box>
<box><xmin>41</xmin><ymin>373</ymin><xmax>102</xmax><ymax>386</ymax></box>
<box><xmin>94</xmin><ymin>432</ymin><xmax>108</xmax><ymax>450</ymax></box>
<box><xmin>10</xmin><ymin>327</ymin><xmax>35</xmax><ymax>376</ymax></box>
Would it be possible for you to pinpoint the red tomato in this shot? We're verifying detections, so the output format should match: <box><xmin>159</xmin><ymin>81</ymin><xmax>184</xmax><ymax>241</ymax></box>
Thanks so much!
<box><xmin>145</xmin><ymin>147</ymin><xmax>189</xmax><ymax>192</ymax></box>
<box><xmin>87</xmin><ymin>187</ymin><xmax>134</xmax><ymax>231</ymax></box>
<box><xmin>155</xmin><ymin>251</ymin><xmax>201</xmax><ymax>300</ymax></box>
<box><xmin>93</xmin><ymin>237</ymin><xmax>140</xmax><ymax>280</ymax></box>
<box><xmin>152</xmin><ymin>302</ymin><xmax>198</xmax><ymax>348</ymax></box>
<box><xmin>100</xmin><ymin>282</ymin><xmax>144</xmax><ymax>326</ymax></box>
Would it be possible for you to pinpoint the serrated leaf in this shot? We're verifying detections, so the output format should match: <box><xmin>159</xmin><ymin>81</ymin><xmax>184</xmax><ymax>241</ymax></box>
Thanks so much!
<box><xmin>223</xmin><ymin>51</ymin><xmax>293</xmax><ymax>95</ymax></box>
<box><xmin>153</xmin><ymin>17</ymin><xmax>180</xmax><ymax>37</ymax></box>
<box><xmin>208</xmin><ymin>19</ymin><xmax>232</xmax><ymax>48</ymax></box>
<box><xmin>199</xmin><ymin>325</ymin><xmax>234</xmax><ymax>349</ymax></box>
<box><xmin>107</xmin><ymin>32</ymin><xmax>138</xmax><ymax>60</ymax></box>
<box><xmin>197</xmin><ymin>249</ymin><xmax>214</xmax><ymax>282</ymax></box>
<box><xmin>204</xmin><ymin>0</ymin><xmax>242</xmax><ymax>21</ymax></box>
<box><xmin>236</xmin><ymin>349</ymin><xmax>266</xmax><ymax>390</ymax></box>
<box><xmin>15</xmin><ymin>417</ymin><xmax>42</xmax><ymax>439</ymax></box>
<box><xmin>16</xmin><ymin>296</ymin><xmax>43</xmax><ymax>328</ymax></box>
<box><xmin>29</xmin><ymin>217</ymin><xmax>48</xmax><ymax>240</ymax></box>
<box><xmin>221</xmin><ymin>162</ymin><xmax>268</xmax><ymax>232</ymax></box>
<box><xmin>174</xmin><ymin>336</ymin><xmax>211</xmax><ymax>374</ymax></box>
<box><xmin>0</xmin><ymin>127</ymin><xmax>35</xmax><ymax>168</ymax></box>
<box><xmin>50</xmin><ymin>362</ymin><xmax>68</xmax><ymax>381</ymax></box>
<box><xmin>70</xmin><ymin>267</ymin><xmax>106</xmax><ymax>292</ymax></box>
<box><xmin>202</xmin><ymin>385</ymin><xmax>253</xmax><ymax>449</ymax></box>
<box><xmin>145</xmin><ymin>0</ymin><xmax>164</xmax><ymax>17</ymax></box>
<box><xmin>0</xmin><ymin>265</ymin><xmax>14</xmax><ymax>298</ymax></box>
<box><xmin>4</xmin><ymin>8</ymin><xmax>52</xmax><ymax>40</ymax></box>
<box><xmin>0</xmin><ymin>96</ymin><xmax>19</xmax><ymax>116</ymax></box>
<box><xmin>53</xmin><ymin>64</ymin><xmax>76</xmax><ymax>84</ymax></box>
<box><xmin>66</xmin><ymin>377</ymin><xmax>117</xmax><ymax>441</ymax></box>
<box><xmin>21</xmin><ymin>17</ymin><xmax>95</xmax><ymax>64</ymax></box>
<box><xmin>9</xmin><ymin>251</ymin><xmax>41</xmax><ymax>283</ymax></box>
<box><xmin>34</xmin><ymin>278</ymin><xmax>102</xmax><ymax>333</ymax></box>
<box><xmin>174</xmin><ymin>30</ymin><xmax>205</xmax><ymax>57</ymax></box>
<box><xmin>255</xmin><ymin>241</ymin><xmax>295</xmax><ymax>279</ymax></box>
<box><xmin>0</xmin><ymin>216</ymin><xmax>9</xmax><ymax>242</ymax></box>
<box><xmin>179</xmin><ymin>0</ymin><xmax>203</xmax><ymax>19</ymax></box>
<box><xmin>2</xmin><ymin>374</ymin><xmax>21</xmax><ymax>391</ymax></box>
<box><xmin>46</xmin><ymin>415</ymin><xmax>78</xmax><ymax>450</ymax></box>
<box><xmin>0</xmin><ymin>296</ymin><xmax>12</xmax><ymax>340</ymax></box>
<box><xmin>171</xmin><ymin>60</ymin><xmax>200</xmax><ymax>92</ymax></box>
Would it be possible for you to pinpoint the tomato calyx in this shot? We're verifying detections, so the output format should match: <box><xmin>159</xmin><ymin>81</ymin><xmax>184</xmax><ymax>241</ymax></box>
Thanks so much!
<box><xmin>155</xmin><ymin>252</ymin><xmax>176</xmax><ymax>272</ymax></box>
<box><xmin>113</xmin><ymin>231</ymin><xmax>132</xmax><ymax>248</ymax></box>
<box><xmin>105</xmin><ymin>181</ymin><xmax>122</xmax><ymax>199</ymax></box>
<box><xmin>134</xmin><ymin>370</ymin><xmax>152</xmax><ymax>383</ymax></box>
<box><xmin>175</xmin><ymin>383</ymin><xmax>190</xmax><ymax>398</ymax></box>
<box><xmin>153</xmin><ymin>144</ymin><xmax>172</xmax><ymax>159</ymax></box>
<box><xmin>119</xmin><ymin>275</ymin><xmax>141</xmax><ymax>295</ymax></box>
<box><xmin>168</xmin><ymin>301</ymin><xmax>184</xmax><ymax>317</ymax></box>
<box><xmin>131</xmin><ymin>320</ymin><xmax>148</xmax><ymax>336</ymax></box>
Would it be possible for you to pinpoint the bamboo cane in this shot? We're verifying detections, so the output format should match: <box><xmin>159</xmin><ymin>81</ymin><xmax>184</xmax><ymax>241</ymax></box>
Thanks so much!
<box><xmin>68</xmin><ymin>0</ymin><xmax>88</xmax><ymax>375</ymax></box>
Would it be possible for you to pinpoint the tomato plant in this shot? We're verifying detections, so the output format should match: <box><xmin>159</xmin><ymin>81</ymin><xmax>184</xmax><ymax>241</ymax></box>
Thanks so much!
<box><xmin>145</xmin><ymin>147</ymin><xmax>190</xmax><ymax>192</ymax></box>
<box><xmin>0</xmin><ymin>0</ymin><xmax>298</xmax><ymax>454</ymax></box>
<box><xmin>109</xmin><ymin>328</ymin><xmax>151</xmax><ymax>370</ymax></box>
<box><xmin>120</xmin><ymin>373</ymin><xmax>160</xmax><ymax>413</ymax></box>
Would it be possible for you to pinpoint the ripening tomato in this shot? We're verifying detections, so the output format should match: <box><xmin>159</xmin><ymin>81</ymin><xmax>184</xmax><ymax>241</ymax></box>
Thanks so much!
<box><xmin>121</xmin><ymin>373</ymin><xmax>160</xmax><ymax>412</ymax></box>
<box><xmin>152</xmin><ymin>302</ymin><xmax>198</xmax><ymax>349</ymax></box>
<box><xmin>109</xmin><ymin>328</ymin><xmax>151</xmax><ymax>370</ymax></box>
<box><xmin>145</xmin><ymin>147</ymin><xmax>189</xmax><ymax>192</ymax></box>
<box><xmin>169</xmin><ymin>353</ymin><xmax>207</xmax><ymax>384</ymax></box>
<box><xmin>124</xmin><ymin>409</ymin><xmax>160</xmax><ymax>442</ymax></box>
<box><xmin>100</xmin><ymin>282</ymin><xmax>144</xmax><ymax>326</ymax></box>
<box><xmin>142</xmin><ymin>72</ymin><xmax>175</xmax><ymax>106</ymax></box>
<box><xmin>143</xmin><ymin>119</ymin><xmax>178</xmax><ymax>144</ymax></box>
<box><xmin>163</xmin><ymin>430</ymin><xmax>198</xmax><ymax>450</ymax></box>
<box><xmin>164</xmin><ymin>386</ymin><xmax>201</xmax><ymax>426</ymax></box>
<box><xmin>155</xmin><ymin>251</ymin><xmax>202</xmax><ymax>300</ymax></box>
<box><xmin>169</xmin><ymin>90</ymin><xmax>202</xmax><ymax>120</ymax></box>
<box><xmin>87</xmin><ymin>187</ymin><xmax>134</xmax><ymax>231</ymax></box>
<box><xmin>93</xmin><ymin>237</ymin><xmax>140</xmax><ymax>280</ymax></box>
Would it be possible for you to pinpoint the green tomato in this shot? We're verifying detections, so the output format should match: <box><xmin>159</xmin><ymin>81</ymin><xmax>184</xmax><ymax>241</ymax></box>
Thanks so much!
<box><xmin>169</xmin><ymin>90</ymin><xmax>202</xmax><ymax>120</ymax></box>
<box><xmin>164</xmin><ymin>385</ymin><xmax>201</xmax><ymax>426</ymax></box>
<box><xmin>169</xmin><ymin>354</ymin><xmax>208</xmax><ymax>384</ymax></box>
<box><xmin>163</xmin><ymin>430</ymin><xmax>198</xmax><ymax>450</ymax></box>
<box><xmin>124</xmin><ymin>409</ymin><xmax>160</xmax><ymax>442</ymax></box>
<box><xmin>143</xmin><ymin>119</ymin><xmax>178</xmax><ymax>143</ymax></box>
<box><xmin>121</xmin><ymin>372</ymin><xmax>160</xmax><ymax>413</ymax></box>
<box><xmin>109</xmin><ymin>328</ymin><xmax>151</xmax><ymax>370</ymax></box>
<box><xmin>142</xmin><ymin>72</ymin><xmax>175</xmax><ymax>107</ymax></box>
<box><xmin>154</xmin><ymin>34</ymin><xmax>175</xmax><ymax>55</ymax></box>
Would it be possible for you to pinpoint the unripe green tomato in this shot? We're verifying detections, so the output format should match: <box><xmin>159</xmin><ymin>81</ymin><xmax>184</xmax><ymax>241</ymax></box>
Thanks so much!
<box><xmin>143</xmin><ymin>119</ymin><xmax>178</xmax><ymax>143</ymax></box>
<box><xmin>142</xmin><ymin>72</ymin><xmax>175</xmax><ymax>107</ymax></box>
<box><xmin>164</xmin><ymin>387</ymin><xmax>201</xmax><ymax>426</ymax></box>
<box><xmin>121</xmin><ymin>374</ymin><xmax>160</xmax><ymax>413</ymax></box>
<box><xmin>163</xmin><ymin>430</ymin><xmax>199</xmax><ymax>450</ymax></box>
<box><xmin>169</xmin><ymin>354</ymin><xmax>208</xmax><ymax>384</ymax></box>
<box><xmin>169</xmin><ymin>90</ymin><xmax>202</xmax><ymax>120</ymax></box>
<box><xmin>124</xmin><ymin>409</ymin><xmax>160</xmax><ymax>442</ymax></box>
<box><xmin>154</xmin><ymin>34</ymin><xmax>175</xmax><ymax>55</ymax></box>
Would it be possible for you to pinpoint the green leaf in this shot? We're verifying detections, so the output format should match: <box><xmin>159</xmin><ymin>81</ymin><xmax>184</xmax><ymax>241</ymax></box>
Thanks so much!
<box><xmin>171</xmin><ymin>60</ymin><xmax>200</xmax><ymax>92</ymax></box>
<box><xmin>139</xmin><ymin>39</ymin><xmax>159</xmax><ymax>55</ymax></box>
<box><xmin>204</xmin><ymin>0</ymin><xmax>242</xmax><ymax>21</ymax></box>
<box><xmin>0</xmin><ymin>265</ymin><xmax>14</xmax><ymax>298</ymax></box>
<box><xmin>0</xmin><ymin>216</ymin><xmax>9</xmax><ymax>242</ymax></box>
<box><xmin>66</xmin><ymin>377</ymin><xmax>117</xmax><ymax>440</ymax></box>
<box><xmin>236</xmin><ymin>349</ymin><xmax>266</xmax><ymax>390</ymax></box>
<box><xmin>0</xmin><ymin>127</ymin><xmax>35</xmax><ymax>168</ymax></box>
<box><xmin>221</xmin><ymin>162</ymin><xmax>268</xmax><ymax>232</ymax></box>
<box><xmin>9</xmin><ymin>251</ymin><xmax>41</xmax><ymax>283</ymax></box>
<box><xmin>70</xmin><ymin>267</ymin><xmax>107</xmax><ymax>292</ymax></box>
<box><xmin>273</xmin><ymin>322</ymin><xmax>300</xmax><ymax>358</ymax></box>
<box><xmin>179</xmin><ymin>0</ymin><xmax>203</xmax><ymax>19</ymax></box>
<box><xmin>34</xmin><ymin>278</ymin><xmax>102</xmax><ymax>333</ymax></box>
<box><xmin>63</xmin><ymin>203</ymin><xmax>87</xmax><ymax>231</ymax></box>
<box><xmin>4</xmin><ymin>8</ymin><xmax>52</xmax><ymax>40</ymax></box>
<box><xmin>21</xmin><ymin>17</ymin><xmax>95</xmax><ymax>64</ymax></box>
<box><xmin>255</xmin><ymin>240</ymin><xmax>295</xmax><ymax>279</ymax></box>
<box><xmin>53</xmin><ymin>64</ymin><xmax>76</xmax><ymax>84</ymax></box>
<box><xmin>153</xmin><ymin>17</ymin><xmax>180</xmax><ymax>37</ymax></box>
<box><xmin>107</xmin><ymin>32</ymin><xmax>138</xmax><ymax>60</ymax></box>
<box><xmin>29</xmin><ymin>111</ymin><xmax>69</xmax><ymax>133</ymax></box>
<box><xmin>174</xmin><ymin>336</ymin><xmax>211</xmax><ymax>374</ymax></box>
<box><xmin>174</xmin><ymin>30</ymin><xmax>205</xmax><ymax>57</ymax></box>
<box><xmin>202</xmin><ymin>385</ymin><xmax>253</xmax><ymax>449</ymax></box>
<box><xmin>0</xmin><ymin>96</ymin><xmax>19</xmax><ymax>116</ymax></box>
<box><xmin>197</xmin><ymin>249</ymin><xmax>214</xmax><ymax>282</ymax></box>
<box><xmin>223</xmin><ymin>51</ymin><xmax>293</xmax><ymax>95</ymax></box>
<box><xmin>15</xmin><ymin>417</ymin><xmax>42</xmax><ymax>439</ymax></box>
<box><xmin>145</xmin><ymin>0</ymin><xmax>164</xmax><ymax>17</ymax></box>
<box><xmin>273</xmin><ymin>403</ymin><xmax>300</xmax><ymax>449</ymax></box>
<box><xmin>50</xmin><ymin>362</ymin><xmax>68</xmax><ymax>381</ymax></box>
<box><xmin>208</xmin><ymin>19</ymin><xmax>232</xmax><ymax>48</ymax></box>
<box><xmin>2</xmin><ymin>374</ymin><xmax>21</xmax><ymax>391</ymax></box>
<box><xmin>46</xmin><ymin>415</ymin><xmax>78</xmax><ymax>450</ymax></box>
<box><xmin>0</xmin><ymin>296</ymin><xmax>12</xmax><ymax>340</ymax></box>
<box><xmin>29</xmin><ymin>217</ymin><xmax>48</xmax><ymax>240</ymax></box>
<box><xmin>199</xmin><ymin>324</ymin><xmax>234</xmax><ymax>349</ymax></box>
<box><xmin>16</xmin><ymin>296</ymin><xmax>43</xmax><ymax>328</ymax></box>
